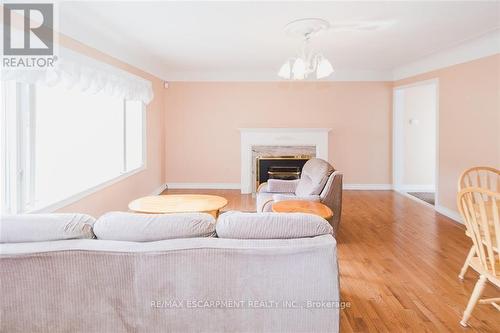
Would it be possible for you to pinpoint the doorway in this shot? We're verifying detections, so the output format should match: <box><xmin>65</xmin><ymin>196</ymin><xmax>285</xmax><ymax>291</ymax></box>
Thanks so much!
<box><xmin>393</xmin><ymin>80</ymin><xmax>438</xmax><ymax>206</ymax></box>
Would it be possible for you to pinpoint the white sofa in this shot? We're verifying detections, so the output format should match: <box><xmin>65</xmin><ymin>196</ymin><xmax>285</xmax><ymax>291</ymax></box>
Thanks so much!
<box><xmin>257</xmin><ymin>158</ymin><xmax>343</xmax><ymax>233</ymax></box>
<box><xmin>0</xmin><ymin>212</ymin><xmax>340</xmax><ymax>333</ymax></box>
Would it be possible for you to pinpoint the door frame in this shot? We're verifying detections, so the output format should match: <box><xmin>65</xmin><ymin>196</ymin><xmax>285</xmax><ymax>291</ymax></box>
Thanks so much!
<box><xmin>392</xmin><ymin>78</ymin><xmax>439</xmax><ymax>206</ymax></box>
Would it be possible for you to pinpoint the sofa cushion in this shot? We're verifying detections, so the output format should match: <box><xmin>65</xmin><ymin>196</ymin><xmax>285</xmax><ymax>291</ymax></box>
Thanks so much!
<box><xmin>0</xmin><ymin>213</ymin><xmax>96</xmax><ymax>243</ymax></box>
<box><xmin>94</xmin><ymin>212</ymin><xmax>216</xmax><ymax>242</ymax></box>
<box><xmin>266</xmin><ymin>179</ymin><xmax>300</xmax><ymax>193</ymax></box>
<box><xmin>295</xmin><ymin>158</ymin><xmax>334</xmax><ymax>196</ymax></box>
<box><xmin>216</xmin><ymin>211</ymin><xmax>333</xmax><ymax>239</ymax></box>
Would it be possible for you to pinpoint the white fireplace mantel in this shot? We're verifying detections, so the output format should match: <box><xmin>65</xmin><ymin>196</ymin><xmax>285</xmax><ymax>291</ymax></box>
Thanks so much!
<box><xmin>239</xmin><ymin>128</ymin><xmax>331</xmax><ymax>194</ymax></box>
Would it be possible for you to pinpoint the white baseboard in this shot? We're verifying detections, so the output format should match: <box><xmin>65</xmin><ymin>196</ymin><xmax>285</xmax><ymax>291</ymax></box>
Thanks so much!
<box><xmin>396</xmin><ymin>184</ymin><xmax>435</xmax><ymax>192</ymax></box>
<box><xmin>166</xmin><ymin>183</ymin><xmax>393</xmax><ymax>191</ymax></box>
<box><xmin>435</xmin><ymin>204</ymin><xmax>463</xmax><ymax>224</ymax></box>
<box><xmin>166</xmin><ymin>183</ymin><xmax>241</xmax><ymax>190</ymax></box>
<box><xmin>343</xmin><ymin>184</ymin><xmax>393</xmax><ymax>190</ymax></box>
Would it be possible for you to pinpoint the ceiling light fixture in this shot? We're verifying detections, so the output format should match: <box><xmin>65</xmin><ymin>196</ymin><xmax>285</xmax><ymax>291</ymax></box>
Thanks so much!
<box><xmin>278</xmin><ymin>18</ymin><xmax>334</xmax><ymax>80</ymax></box>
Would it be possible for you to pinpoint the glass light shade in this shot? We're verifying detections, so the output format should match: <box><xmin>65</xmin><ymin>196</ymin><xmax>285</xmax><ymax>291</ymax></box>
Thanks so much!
<box><xmin>292</xmin><ymin>58</ymin><xmax>306</xmax><ymax>80</ymax></box>
<box><xmin>316</xmin><ymin>56</ymin><xmax>334</xmax><ymax>79</ymax></box>
<box><xmin>278</xmin><ymin>61</ymin><xmax>291</xmax><ymax>79</ymax></box>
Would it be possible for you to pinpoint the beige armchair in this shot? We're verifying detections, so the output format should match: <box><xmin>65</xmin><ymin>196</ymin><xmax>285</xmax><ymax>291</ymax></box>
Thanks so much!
<box><xmin>256</xmin><ymin>158</ymin><xmax>343</xmax><ymax>233</ymax></box>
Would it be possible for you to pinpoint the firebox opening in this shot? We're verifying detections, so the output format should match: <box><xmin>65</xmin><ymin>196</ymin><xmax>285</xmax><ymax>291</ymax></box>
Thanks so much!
<box><xmin>256</xmin><ymin>156</ymin><xmax>311</xmax><ymax>190</ymax></box>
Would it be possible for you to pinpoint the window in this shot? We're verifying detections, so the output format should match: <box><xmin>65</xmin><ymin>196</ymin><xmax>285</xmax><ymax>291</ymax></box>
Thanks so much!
<box><xmin>0</xmin><ymin>82</ymin><xmax>145</xmax><ymax>214</ymax></box>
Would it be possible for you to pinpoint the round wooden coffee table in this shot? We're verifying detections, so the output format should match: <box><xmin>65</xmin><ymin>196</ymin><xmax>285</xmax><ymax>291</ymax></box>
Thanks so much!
<box><xmin>272</xmin><ymin>200</ymin><xmax>333</xmax><ymax>220</ymax></box>
<box><xmin>128</xmin><ymin>194</ymin><xmax>228</xmax><ymax>218</ymax></box>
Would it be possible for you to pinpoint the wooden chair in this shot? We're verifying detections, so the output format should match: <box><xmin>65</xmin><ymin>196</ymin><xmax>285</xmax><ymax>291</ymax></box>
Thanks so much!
<box><xmin>457</xmin><ymin>187</ymin><xmax>499</xmax><ymax>326</ymax></box>
<box><xmin>458</xmin><ymin>166</ymin><xmax>500</xmax><ymax>279</ymax></box>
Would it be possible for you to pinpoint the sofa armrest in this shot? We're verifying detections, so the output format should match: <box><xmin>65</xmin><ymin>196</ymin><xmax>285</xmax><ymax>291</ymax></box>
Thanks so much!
<box><xmin>266</xmin><ymin>179</ymin><xmax>300</xmax><ymax>193</ymax></box>
<box><xmin>257</xmin><ymin>182</ymin><xmax>269</xmax><ymax>193</ymax></box>
<box><xmin>320</xmin><ymin>171</ymin><xmax>343</xmax><ymax>233</ymax></box>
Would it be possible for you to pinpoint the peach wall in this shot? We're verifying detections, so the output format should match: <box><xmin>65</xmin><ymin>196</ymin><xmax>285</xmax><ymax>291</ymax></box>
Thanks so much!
<box><xmin>54</xmin><ymin>36</ymin><xmax>166</xmax><ymax>217</ymax></box>
<box><xmin>395</xmin><ymin>54</ymin><xmax>500</xmax><ymax>214</ymax></box>
<box><xmin>164</xmin><ymin>82</ymin><xmax>393</xmax><ymax>185</ymax></box>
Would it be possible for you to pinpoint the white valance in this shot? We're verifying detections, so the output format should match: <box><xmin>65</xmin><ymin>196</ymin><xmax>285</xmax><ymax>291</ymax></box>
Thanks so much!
<box><xmin>1</xmin><ymin>47</ymin><xmax>154</xmax><ymax>104</ymax></box>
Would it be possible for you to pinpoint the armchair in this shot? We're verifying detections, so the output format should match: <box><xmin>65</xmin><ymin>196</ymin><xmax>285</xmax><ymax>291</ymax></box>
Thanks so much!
<box><xmin>256</xmin><ymin>158</ymin><xmax>343</xmax><ymax>233</ymax></box>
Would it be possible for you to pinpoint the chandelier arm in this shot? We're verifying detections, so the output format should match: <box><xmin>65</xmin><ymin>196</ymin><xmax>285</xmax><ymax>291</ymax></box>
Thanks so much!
<box><xmin>312</xmin><ymin>53</ymin><xmax>320</xmax><ymax>72</ymax></box>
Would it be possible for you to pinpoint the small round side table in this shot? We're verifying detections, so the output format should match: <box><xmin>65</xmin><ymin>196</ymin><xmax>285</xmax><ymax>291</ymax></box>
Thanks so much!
<box><xmin>271</xmin><ymin>200</ymin><xmax>333</xmax><ymax>220</ymax></box>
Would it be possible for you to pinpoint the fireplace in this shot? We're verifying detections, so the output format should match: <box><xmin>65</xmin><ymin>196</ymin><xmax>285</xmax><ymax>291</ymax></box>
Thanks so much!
<box><xmin>256</xmin><ymin>156</ymin><xmax>310</xmax><ymax>189</ymax></box>
<box><xmin>239</xmin><ymin>128</ymin><xmax>330</xmax><ymax>194</ymax></box>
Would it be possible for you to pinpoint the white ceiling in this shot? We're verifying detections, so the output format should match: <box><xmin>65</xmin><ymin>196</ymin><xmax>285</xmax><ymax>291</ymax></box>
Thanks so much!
<box><xmin>59</xmin><ymin>1</ymin><xmax>500</xmax><ymax>81</ymax></box>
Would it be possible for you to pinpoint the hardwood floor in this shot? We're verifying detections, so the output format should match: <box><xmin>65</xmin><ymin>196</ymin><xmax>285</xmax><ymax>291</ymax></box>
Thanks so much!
<box><xmin>162</xmin><ymin>188</ymin><xmax>499</xmax><ymax>332</ymax></box>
